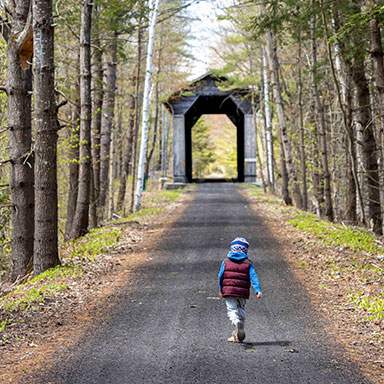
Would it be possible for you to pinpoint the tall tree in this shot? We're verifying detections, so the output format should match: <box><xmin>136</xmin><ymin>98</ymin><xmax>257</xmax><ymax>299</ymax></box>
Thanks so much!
<box><xmin>266</xmin><ymin>30</ymin><xmax>301</xmax><ymax>207</ymax></box>
<box><xmin>117</xmin><ymin>86</ymin><xmax>135</xmax><ymax>212</ymax></box>
<box><xmin>134</xmin><ymin>0</ymin><xmax>161</xmax><ymax>213</ymax></box>
<box><xmin>70</xmin><ymin>0</ymin><xmax>93</xmax><ymax>238</ymax></box>
<box><xmin>1</xmin><ymin>0</ymin><xmax>34</xmax><ymax>281</ymax></box>
<box><xmin>90</xmin><ymin>5</ymin><xmax>104</xmax><ymax>227</ymax></box>
<box><xmin>367</xmin><ymin>0</ymin><xmax>384</xmax><ymax>233</ymax></box>
<box><xmin>65</xmin><ymin>67</ymin><xmax>80</xmax><ymax>239</ymax></box>
<box><xmin>32</xmin><ymin>0</ymin><xmax>61</xmax><ymax>274</ymax></box>
<box><xmin>311</xmin><ymin>10</ymin><xmax>333</xmax><ymax>221</ymax></box>
<box><xmin>98</xmin><ymin>36</ymin><xmax>118</xmax><ymax>213</ymax></box>
<box><xmin>262</xmin><ymin>49</ymin><xmax>275</xmax><ymax>192</ymax></box>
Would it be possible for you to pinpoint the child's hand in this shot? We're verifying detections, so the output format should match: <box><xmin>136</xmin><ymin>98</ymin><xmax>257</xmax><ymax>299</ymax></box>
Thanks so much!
<box><xmin>219</xmin><ymin>292</ymin><xmax>223</xmax><ymax>297</ymax></box>
<box><xmin>256</xmin><ymin>292</ymin><xmax>262</xmax><ymax>299</ymax></box>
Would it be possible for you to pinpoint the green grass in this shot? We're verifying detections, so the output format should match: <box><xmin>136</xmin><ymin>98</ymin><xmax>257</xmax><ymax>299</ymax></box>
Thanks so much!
<box><xmin>68</xmin><ymin>227</ymin><xmax>122</xmax><ymax>260</ymax></box>
<box><xmin>0</xmin><ymin>184</ymin><xmax>189</xmax><ymax>340</ymax></box>
<box><xmin>349</xmin><ymin>291</ymin><xmax>384</xmax><ymax>323</ymax></box>
<box><xmin>1</xmin><ymin>282</ymin><xmax>67</xmax><ymax>312</ymax></box>
<box><xmin>245</xmin><ymin>184</ymin><xmax>384</xmax><ymax>331</ymax></box>
<box><xmin>288</xmin><ymin>212</ymin><xmax>383</xmax><ymax>255</ymax></box>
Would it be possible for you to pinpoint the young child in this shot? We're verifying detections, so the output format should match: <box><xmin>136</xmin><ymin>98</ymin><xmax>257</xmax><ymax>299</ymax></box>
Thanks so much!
<box><xmin>218</xmin><ymin>237</ymin><xmax>262</xmax><ymax>342</ymax></box>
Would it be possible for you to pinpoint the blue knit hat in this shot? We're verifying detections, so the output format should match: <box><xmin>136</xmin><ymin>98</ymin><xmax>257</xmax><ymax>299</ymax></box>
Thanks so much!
<box><xmin>230</xmin><ymin>237</ymin><xmax>249</xmax><ymax>255</ymax></box>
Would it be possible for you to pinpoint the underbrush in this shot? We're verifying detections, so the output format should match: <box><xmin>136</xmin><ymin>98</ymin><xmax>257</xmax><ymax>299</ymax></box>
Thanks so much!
<box><xmin>288</xmin><ymin>212</ymin><xmax>383</xmax><ymax>255</ymax></box>
<box><xmin>0</xmin><ymin>186</ymin><xmax>189</xmax><ymax>343</ymax></box>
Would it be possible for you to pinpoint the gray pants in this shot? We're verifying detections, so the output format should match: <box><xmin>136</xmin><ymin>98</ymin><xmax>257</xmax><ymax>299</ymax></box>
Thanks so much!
<box><xmin>225</xmin><ymin>296</ymin><xmax>247</xmax><ymax>327</ymax></box>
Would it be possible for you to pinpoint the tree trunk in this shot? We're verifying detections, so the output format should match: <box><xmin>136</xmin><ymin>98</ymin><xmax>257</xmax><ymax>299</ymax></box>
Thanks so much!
<box><xmin>297</xmin><ymin>35</ymin><xmax>307</xmax><ymax>210</ymax></box>
<box><xmin>117</xmin><ymin>90</ymin><xmax>135</xmax><ymax>212</ymax></box>
<box><xmin>90</xmin><ymin>5</ymin><xmax>103</xmax><ymax>227</ymax></box>
<box><xmin>64</xmin><ymin>70</ymin><xmax>80</xmax><ymax>238</ymax></box>
<box><xmin>311</xmin><ymin>11</ymin><xmax>333</xmax><ymax>221</ymax></box>
<box><xmin>99</xmin><ymin>37</ymin><xmax>117</xmax><ymax>213</ymax></box>
<box><xmin>7</xmin><ymin>0</ymin><xmax>34</xmax><ymax>281</ymax></box>
<box><xmin>351</xmin><ymin>58</ymin><xmax>382</xmax><ymax>234</ymax></box>
<box><xmin>368</xmin><ymin>0</ymin><xmax>384</xmax><ymax>233</ymax></box>
<box><xmin>279</xmin><ymin>130</ymin><xmax>292</xmax><ymax>205</ymax></box>
<box><xmin>134</xmin><ymin>0</ymin><xmax>161</xmax><ymax>212</ymax></box>
<box><xmin>145</xmin><ymin>81</ymin><xmax>160</xmax><ymax>180</ymax></box>
<box><xmin>262</xmin><ymin>49</ymin><xmax>275</xmax><ymax>192</ymax></box>
<box><xmin>322</xmin><ymin>7</ymin><xmax>360</xmax><ymax>223</ymax></box>
<box><xmin>107</xmin><ymin>128</ymin><xmax>115</xmax><ymax>220</ymax></box>
<box><xmin>266</xmin><ymin>31</ymin><xmax>301</xmax><ymax>207</ymax></box>
<box><xmin>338</xmin><ymin>56</ymin><xmax>357</xmax><ymax>224</ymax></box>
<box><xmin>69</xmin><ymin>0</ymin><xmax>93</xmax><ymax>239</ymax></box>
<box><xmin>32</xmin><ymin>0</ymin><xmax>60</xmax><ymax>274</ymax></box>
<box><xmin>130</xmin><ymin>25</ymin><xmax>143</xmax><ymax>214</ymax></box>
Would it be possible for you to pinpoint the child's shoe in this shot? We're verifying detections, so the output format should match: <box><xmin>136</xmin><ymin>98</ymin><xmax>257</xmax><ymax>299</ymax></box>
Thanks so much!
<box><xmin>236</xmin><ymin>321</ymin><xmax>245</xmax><ymax>342</ymax></box>
<box><xmin>227</xmin><ymin>331</ymin><xmax>239</xmax><ymax>342</ymax></box>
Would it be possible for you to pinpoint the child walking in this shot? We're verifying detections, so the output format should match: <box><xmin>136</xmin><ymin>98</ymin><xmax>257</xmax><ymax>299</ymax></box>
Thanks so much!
<box><xmin>218</xmin><ymin>237</ymin><xmax>262</xmax><ymax>342</ymax></box>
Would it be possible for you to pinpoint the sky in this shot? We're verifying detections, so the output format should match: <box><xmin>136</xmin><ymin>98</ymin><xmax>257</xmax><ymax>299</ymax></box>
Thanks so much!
<box><xmin>185</xmin><ymin>0</ymin><xmax>228</xmax><ymax>79</ymax></box>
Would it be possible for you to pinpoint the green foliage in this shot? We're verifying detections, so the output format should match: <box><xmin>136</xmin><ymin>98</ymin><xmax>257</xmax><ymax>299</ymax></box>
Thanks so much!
<box><xmin>68</xmin><ymin>227</ymin><xmax>122</xmax><ymax>259</ymax></box>
<box><xmin>1</xmin><ymin>283</ymin><xmax>68</xmax><ymax>312</ymax></box>
<box><xmin>288</xmin><ymin>213</ymin><xmax>382</xmax><ymax>254</ymax></box>
<box><xmin>349</xmin><ymin>291</ymin><xmax>384</xmax><ymax>324</ymax></box>
<box><xmin>192</xmin><ymin>117</ymin><xmax>216</xmax><ymax>178</ymax></box>
<box><xmin>29</xmin><ymin>265</ymin><xmax>82</xmax><ymax>283</ymax></box>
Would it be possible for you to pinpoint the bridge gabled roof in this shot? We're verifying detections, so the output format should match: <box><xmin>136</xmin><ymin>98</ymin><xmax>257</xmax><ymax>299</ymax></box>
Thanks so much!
<box><xmin>164</xmin><ymin>72</ymin><xmax>253</xmax><ymax>116</ymax></box>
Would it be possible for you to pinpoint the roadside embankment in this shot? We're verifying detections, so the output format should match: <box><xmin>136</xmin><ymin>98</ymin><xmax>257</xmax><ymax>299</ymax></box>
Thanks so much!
<box><xmin>0</xmin><ymin>186</ymin><xmax>192</xmax><ymax>383</ymax></box>
<box><xmin>243</xmin><ymin>185</ymin><xmax>384</xmax><ymax>383</ymax></box>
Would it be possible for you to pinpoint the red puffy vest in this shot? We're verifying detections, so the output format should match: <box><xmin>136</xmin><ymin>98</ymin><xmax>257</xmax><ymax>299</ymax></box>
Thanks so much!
<box><xmin>222</xmin><ymin>258</ymin><xmax>252</xmax><ymax>299</ymax></box>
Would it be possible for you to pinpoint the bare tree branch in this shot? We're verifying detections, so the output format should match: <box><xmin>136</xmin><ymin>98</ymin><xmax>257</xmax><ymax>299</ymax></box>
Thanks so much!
<box><xmin>0</xmin><ymin>126</ymin><xmax>9</xmax><ymax>134</ymax></box>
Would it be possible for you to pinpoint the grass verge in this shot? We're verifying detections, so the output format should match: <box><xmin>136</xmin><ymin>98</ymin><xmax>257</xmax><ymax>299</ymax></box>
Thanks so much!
<box><xmin>0</xmin><ymin>185</ymin><xmax>190</xmax><ymax>345</ymax></box>
<box><xmin>246</xmin><ymin>184</ymin><xmax>384</xmax><ymax>340</ymax></box>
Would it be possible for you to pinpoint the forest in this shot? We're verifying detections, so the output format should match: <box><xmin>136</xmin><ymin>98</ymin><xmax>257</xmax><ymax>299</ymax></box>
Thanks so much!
<box><xmin>1</xmin><ymin>0</ymin><xmax>384</xmax><ymax>283</ymax></box>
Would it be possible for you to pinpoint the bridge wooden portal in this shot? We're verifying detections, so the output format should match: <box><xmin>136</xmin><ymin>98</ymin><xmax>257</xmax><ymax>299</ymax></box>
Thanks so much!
<box><xmin>164</xmin><ymin>73</ymin><xmax>257</xmax><ymax>183</ymax></box>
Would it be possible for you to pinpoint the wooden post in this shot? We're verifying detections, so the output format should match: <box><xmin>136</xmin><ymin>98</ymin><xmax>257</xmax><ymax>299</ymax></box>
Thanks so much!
<box><xmin>244</xmin><ymin>114</ymin><xmax>256</xmax><ymax>182</ymax></box>
<box><xmin>173</xmin><ymin>114</ymin><xmax>187</xmax><ymax>183</ymax></box>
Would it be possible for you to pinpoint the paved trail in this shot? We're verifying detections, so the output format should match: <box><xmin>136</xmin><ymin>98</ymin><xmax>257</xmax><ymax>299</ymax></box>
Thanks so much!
<box><xmin>39</xmin><ymin>184</ymin><xmax>368</xmax><ymax>384</ymax></box>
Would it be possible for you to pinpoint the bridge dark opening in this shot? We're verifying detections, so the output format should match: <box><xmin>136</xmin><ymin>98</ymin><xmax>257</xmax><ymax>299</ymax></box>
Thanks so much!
<box><xmin>185</xmin><ymin>95</ymin><xmax>244</xmax><ymax>183</ymax></box>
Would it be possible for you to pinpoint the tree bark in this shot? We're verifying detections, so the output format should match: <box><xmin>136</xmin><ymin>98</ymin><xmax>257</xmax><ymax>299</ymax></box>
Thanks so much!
<box><xmin>311</xmin><ymin>11</ymin><xmax>333</xmax><ymax>221</ymax></box>
<box><xmin>90</xmin><ymin>5</ymin><xmax>103</xmax><ymax>227</ymax></box>
<box><xmin>99</xmin><ymin>37</ymin><xmax>117</xmax><ymax>213</ymax></box>
<box><xmin>134</xmin><ymin>0</ymin><xmax>161</xmax><ymax>213</ymax></box>
<box><xmin>368</xmin><ymin>0</ymin><xmax>384</xmax><ymax>233</ymax></box>
<box><xmin>266</xmin><ymin>31</ymin><xmax>300</xmax><ymax>207</ymax></box>
<box><xmin>322</xmin><ymin>7</ymin><xmax>360</xmax><ymax>224</ymax></box>
<box><xmin>262</xmin><ymin>49</ymin><xmax>275</xmax><ymax>192</ymax></box>
<box><xmin>130</xmin><ymin>25</ymin><xmax>143</xmax><ymax>214</ymax></box>
<box><xmin>145</xmin><ymin>81</ymin><xmax>160</xmax><ymax>181</ymax></box>
<box><xmin>7</xmin><ymin>0</ymin><xmax>34</xmax><ymax>281</ymax></box>
<box><xmin>33</xmin><ymin>0</ymin><xmax>60</xmax><ymax>274</ymax></box>
<box><xmin>69</xmin><ymin>0</ymin><xmax>93</xmax><ymax>238</ymax></box>
<box><xmin>297</xmin><ymin>35</ymin><xmax>307</xmax><ymax>210</ymax></box>
<box><xmin>107</xmin><ymin>128</ymin><xmax>115</xmax><ymax>220</ymax></box>
<box><xmin>117</xmin><ymin>90</ymin><xmax>135</xmax><ymax>212</ymax></box>
<box><xmin>351</xmin><ymin>58</ymin><xmax>382</xmax><ymax>234</ymax></box>
<box><xmin>64</xmin><ymin>69</ymin><xmax>80</xmax><ymax>239</ymax></box>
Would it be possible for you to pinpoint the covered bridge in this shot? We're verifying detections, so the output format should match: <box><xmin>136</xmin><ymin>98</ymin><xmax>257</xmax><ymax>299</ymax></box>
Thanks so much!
<box><xmin>164</xmin><ymin>73</ymin><xmax>257</xmax><ymax>183</ymax></box>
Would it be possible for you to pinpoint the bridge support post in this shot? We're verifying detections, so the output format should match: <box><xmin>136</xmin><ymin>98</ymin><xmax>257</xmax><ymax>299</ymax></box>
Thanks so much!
<box><xmin>244</xmin><ymin>114</ymin><xmax>256</xmax><ymax>183</ymax></box>
<box><xmin>173</xmin><ymin>114</ymin><xmax>187</xmax><ymax>183</ymax></box>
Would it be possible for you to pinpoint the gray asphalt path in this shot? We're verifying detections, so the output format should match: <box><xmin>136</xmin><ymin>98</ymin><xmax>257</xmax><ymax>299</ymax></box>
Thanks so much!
<box><xmin>38</xmin><ymin>184</ymin><xmax>368</xmax><ymax>384</ymax></box>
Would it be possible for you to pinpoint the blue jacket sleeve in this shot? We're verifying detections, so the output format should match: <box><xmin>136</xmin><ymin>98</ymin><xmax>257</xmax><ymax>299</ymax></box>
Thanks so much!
<box><xmin>218</xmin><ymin>261</ymin><xmax>225</xmax><ymax>292</ymax></box>
<box><xmin>249</xmin><ymin>263</ymin><xmax>261</xmax><ymax>294</ymax></box>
